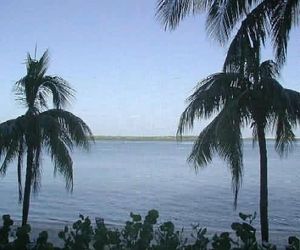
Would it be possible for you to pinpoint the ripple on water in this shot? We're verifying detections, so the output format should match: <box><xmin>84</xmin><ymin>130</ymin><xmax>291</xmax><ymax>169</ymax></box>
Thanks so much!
<box><xmin>0</xmin><ymin>140</ymin><xmax>299</xmax><ymax>244</ymax></box>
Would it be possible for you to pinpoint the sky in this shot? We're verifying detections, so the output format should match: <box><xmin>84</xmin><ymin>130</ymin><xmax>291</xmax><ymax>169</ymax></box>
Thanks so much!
<box><xmin>0</xmin><ymin>0</ymin><xmax>299</xmax><ymax>136</ymax></box>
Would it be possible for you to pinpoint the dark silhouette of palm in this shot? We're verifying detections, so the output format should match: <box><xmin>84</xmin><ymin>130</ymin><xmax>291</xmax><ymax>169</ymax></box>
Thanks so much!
<box><xmin>177</xmin><ymin>57</ymin><xmax>300</xmax><ymax>242</ymax></box>
<box><xmin>156</xmin><ymin>0</ymin><xmax>299</xmax><ymax>65</ymax></box>
<box><xmin>0</xmin><ymin>50</ymin><xmax>93</xmax><ymax>225</ymax></box>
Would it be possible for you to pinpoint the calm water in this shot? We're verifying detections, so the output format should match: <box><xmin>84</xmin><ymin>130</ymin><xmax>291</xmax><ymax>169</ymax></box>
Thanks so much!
<box><xmin>0</xmin><ymin>140</ymin><xmax>299</xmax><ymax>242</ymax></box>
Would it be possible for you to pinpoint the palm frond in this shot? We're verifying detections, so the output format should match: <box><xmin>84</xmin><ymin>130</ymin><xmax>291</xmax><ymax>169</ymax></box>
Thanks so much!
<box><xmin>271</xmin><ymin>0</ymin><xmax>300</xmax><ymax>65</ymax></box>
<box><xmin>26</xmin><ymin>50</ymin><xmax>49</xmax><ymax>78</ymax></box>
<box><xmin>259</xmin><ymin>75</ymin><xmax>300</xmax><ymax>156</ymax></box>
<box><xmin>0</xmin><ymin>140</ymin><xmax>19</xmax><ymax>176</ymax></box>
<box><xmin>40</xmin><ymin>109</ymin><xmax>93</xmax><ymax>149</ymax></box>
<box><xmin>38</xmin><ymin>112</ymin><xmax>73</xmax><ymax>150</ymax></box>
<box><xmin>283</xmin><ymin>89</ymin><xmax>300</xmax><ymax>119</ymax></box>
<box><xmin>1</xmin><ymin>50</ymin><xmax>94</xmax><ymax>212</ymax></box>
<box><xmin>40</xmin><ymin>76</ymin><xmax>74</xmax><ymax>109</ymax></box>
<box><xmin>260</xmin><ymin>77</ymin><xmax>298</xmax><ymax>118</ymax></box>
<box><xmin>223</xmin><ymin>0</ymin><xmax>270</xmax><ymax>73</ymax></box>
<box><xmin>259</xmin><ymin>60</ymin><xmax>280</xmax><ymax>79</ymax></box>
<box><xmin>156</xmin><ymin>0</ymin><xmax>211</xmax><ymax>29</ymax></box>
<box><xmin>36</xmin><ymin>109</ymin><xmax>93</xmax><ymax>191</ymax></box>
<box><xmin>32</xmin><ymin>146</ymin><xmax>42</xmax><ymax>194</ymax></box>
<box><xmin>185</xmin><ymin>100</ymin><xmax>244</xmax><ymax>207</ymax></box>
<box><xmin>206</xmin><ymin>0</ymin><xmax>259</xmax><ymax>44</ymax></box>
<box><xmin>0</xmin><ymin>117</ymin><xmax>26</xmax><ymax>175</ymax></box>
<box><xmin>21</xmin><ymin>50</ymin><xmax>50</xmax><ymax>109</ymax></box>
<box><xmin>15</xmin><ymin>49</ymin><xmax>74</xmax><ymax>111</ymax></box>
<box><xmin>177</xmin><ymin>72</ymin><xmax>246</xmax><ymax>136</ymax></box>
<box><xmin>251</xmin><ymin>122</ymin><xmax>258</xmax><ymax>146</ymax></box>
<box><xmin>273</xmin><ymin>113</ymin><xmax>295</xmax><ymax>157</ymax></box>
<box><xmin>271</xmin><ymin>87</ymin><xmax>300</xmax><ymax>156</ymax></box>
<box><xmin>45</xmin><ymin>135</ymin><xmax>73</xmax><ymax>191</ymax></box>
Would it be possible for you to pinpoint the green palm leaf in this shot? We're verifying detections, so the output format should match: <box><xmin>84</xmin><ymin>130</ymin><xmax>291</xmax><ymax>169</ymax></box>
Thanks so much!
<box><xmin>180</xmin><ymin>99</ymin><xmax>244</xmax><ymax>207</ymax></box>
<box><xmin>271</xmin><ymin>0</ymin><xmax>300</xmax><ymax>65</ymax></box>
<box><xmin>156</xmin><ymin>0</ymin><xmax>211</xmax><ymax>29</ymax></box>
<box><xmin>177</xmin><ymin>72</ymin><xmax>248</xmax><ymax>135</ymax></box>
<box><xmin>177</xmin><ymin>57</ymin><xmax>300</xmax><ymax>217</ymax></box>
<box><xmin>177</xmin><ymin>71</ymin><xmax>252</xmax><ymax>206</ymax></box>
<box><xmin>206</xmin><ymin>0</ymin><xmax>259</xmax><ymax>44</ymax></box>
<box><xmin>0</xmin><ymin>117</ymin><xmax>26</xmax><ymax>174</ymax></box>
<box><xmin>15</xmin><ymin>50</ymin><xmax>74</xmax><ymax>110</ymax></box>
<box><xmin>222</xmin><ymin>1</ymin><xmax>269</xmax><ymax>73</ymax></box>
<box><xmin>156</xmin><ymin>0</ymin><xmax>299</xmax><ymax>65</ymax></box>
<box><xmin>0</xmin><ymin>50</ymin><xmax>93</xmax><ymax>225</ymax></box>
<box><xmin>40</xmin><ymin>109</ymin><xmax>93</xmax><ymax>148</ymax></box>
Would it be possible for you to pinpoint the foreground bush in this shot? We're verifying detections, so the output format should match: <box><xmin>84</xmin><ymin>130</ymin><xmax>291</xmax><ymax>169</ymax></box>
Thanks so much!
<box><xmin>0</xmin><ymin>210</ymin><xmax>298</xmax><ymax>250</ymax></box>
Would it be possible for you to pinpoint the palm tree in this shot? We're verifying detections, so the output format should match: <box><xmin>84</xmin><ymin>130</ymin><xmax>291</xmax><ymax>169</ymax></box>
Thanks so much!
<box><xmin>0</xmin><ymin>50</ymin><xmax>93</xmax><ymax>226</ymax></box>
<box><xmin>156</xmin><ymin>0</ymin><xmax>299</xmax><ymax>65</ymax></box>
<box><xmin>177</xmin><ymin>55</ymin><xmax>300</xmax><ymax>242</ymax></box>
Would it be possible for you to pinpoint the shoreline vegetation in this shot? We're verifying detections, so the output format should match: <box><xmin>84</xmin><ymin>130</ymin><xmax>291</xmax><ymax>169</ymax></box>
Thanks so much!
<box><xmin>92</xmin><ymin>136</ymin><xmax>297</xmax><ymax>142</ymax></box>
<box><xmin>1</xmin><ymin>211</ymin><xmax>299</xmax><ymax>249</ymax></box>
<box><xmin>93</xmin><ymin>135</ymin><xmax>196</xmax><ymax>141</ymax></box>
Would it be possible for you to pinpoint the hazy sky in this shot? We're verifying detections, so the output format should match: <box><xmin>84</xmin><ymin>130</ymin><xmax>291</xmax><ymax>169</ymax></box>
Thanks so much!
<box><xmin>0</xmin><ymin>0</ymin><xmax>299</xmax><ymax>136</ymax></box>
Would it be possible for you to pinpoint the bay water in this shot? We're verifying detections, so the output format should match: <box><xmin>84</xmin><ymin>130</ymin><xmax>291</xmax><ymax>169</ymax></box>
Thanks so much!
<box><xmin>0</xmin><ymin>140</ymin><xmax>299</xmax><ymax>243</ymax></box>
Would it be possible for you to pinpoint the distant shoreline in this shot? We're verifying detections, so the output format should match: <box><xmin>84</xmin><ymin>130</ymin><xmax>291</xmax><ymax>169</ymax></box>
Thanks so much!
<box><xmin>92</xmin><ymin>135</ymin><xmax>196</xmax><ymax>141</ymax></box>
<box><xmin>91</xmin><ymin>136</ymin><xmax>294</xmax><ymax>141</ymax></box>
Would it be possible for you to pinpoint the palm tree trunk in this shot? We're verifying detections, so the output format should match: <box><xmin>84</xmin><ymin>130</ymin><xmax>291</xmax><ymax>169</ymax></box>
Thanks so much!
<box><xmin>17</xmin><ymin>150</ymin><xmax>22</xmax><ymax>203</ymax></box>
<box><xmin>257</xmin><ymin>124</ymin><xmax>269</xmax><ymax>242</ymax></box>
<box><xmin>22</xmin><ymin>147</ymin><xmax>33</xmax><ymax>226</ymax></box>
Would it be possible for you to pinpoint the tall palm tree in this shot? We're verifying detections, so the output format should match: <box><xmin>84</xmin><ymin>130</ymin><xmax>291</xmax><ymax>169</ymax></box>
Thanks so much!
<box><xmin>156</xmin><ymin>0</ymin><xmax>299</xmax><ymax>65</ymax></box>
<box><xmin>177</xmin><ymin>55</ymin><xmax>300</xmax><ymax>242</ymax></box>
<box><xmin>0</xmin><ymin>50</ymin><xmax>93</xmax><ymax>226</ymax></box>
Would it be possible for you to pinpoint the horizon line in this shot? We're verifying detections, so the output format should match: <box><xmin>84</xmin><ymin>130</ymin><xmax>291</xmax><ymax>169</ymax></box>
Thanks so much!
<box><xmin>91</xmin><ymin>135</ymin><xmax>292</xmax><ymax>141</ymax></box>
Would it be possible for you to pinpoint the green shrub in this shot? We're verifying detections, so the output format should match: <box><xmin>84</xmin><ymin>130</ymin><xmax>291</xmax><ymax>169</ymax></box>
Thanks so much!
<box><xmin>0</xmin><ymin>210</ymin><xmax>298</xmax><ymax>250</ymax></box>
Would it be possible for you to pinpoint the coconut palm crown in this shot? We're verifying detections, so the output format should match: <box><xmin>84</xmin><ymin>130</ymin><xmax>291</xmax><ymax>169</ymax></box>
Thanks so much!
<box><xmin>156</xmin><ymin>0</ymin><xmax>299</xmax><ymax>65</ymax></box>
<box><xmin>0</xmin><ymin>50</ymin><xmax>93</xmax><ymax>225</ymax></box>
<box><xmin>177</xmin><ymin>52</ymin><xmax>300</xmax><ymax>241</ymax></box>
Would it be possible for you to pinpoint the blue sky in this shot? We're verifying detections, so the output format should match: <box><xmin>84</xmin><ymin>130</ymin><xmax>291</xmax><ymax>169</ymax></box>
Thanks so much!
<box><xmin>0</xmin><ymin>0</ymin><xmax>299</xmax><ymax>136</ymax></box>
